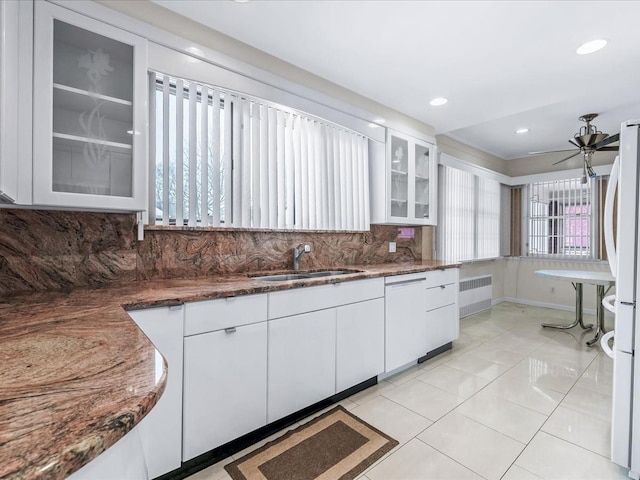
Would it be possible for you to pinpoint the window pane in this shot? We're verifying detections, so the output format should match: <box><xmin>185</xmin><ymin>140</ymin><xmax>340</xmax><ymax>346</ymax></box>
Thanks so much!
<box><xmin>526</xmin><ymin>177</ymin><xmax>593</xmax><ymax>258</ymax></box>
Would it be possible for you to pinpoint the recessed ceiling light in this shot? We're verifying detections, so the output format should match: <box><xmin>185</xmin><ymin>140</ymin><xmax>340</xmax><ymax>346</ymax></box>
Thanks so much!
<box><xmin>373</xmin><ymin>118</ymin><xmax>386</xmax><ymax>124</ymax></box>
<box><xmin>577</xmin><ymin>39</ymin><xmax>607</xmax><ymax>55</ymax></box>
<box><xmin>515</xmin><ymin>128</ymin><xmax>529</xmax><ymax>134</ymax></box>
<box><xmin>429</xmin><ymin>97</ymin><xmax>448</xmax><ymax>106</ymax></box>
<box><xmin>233</xmin><ymin>0</ymin><xmax>251</xmax><ymax>3</ymax></box>
<box><xmin>368</xmin><ymin>123</ymin><xmax>381</xmax><ymax>128</ymax></box>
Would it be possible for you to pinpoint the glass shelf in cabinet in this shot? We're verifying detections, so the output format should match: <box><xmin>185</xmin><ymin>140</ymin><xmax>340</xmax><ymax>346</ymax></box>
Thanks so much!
<box><xmin>53</xmin><ymin>84</ymin><xmax>133</xmax><ymax>125</ymax></box>
<box><xmin>53</xmin><ymin>132</ymin><xmax>132</xmax><ymax>150</ymax></box>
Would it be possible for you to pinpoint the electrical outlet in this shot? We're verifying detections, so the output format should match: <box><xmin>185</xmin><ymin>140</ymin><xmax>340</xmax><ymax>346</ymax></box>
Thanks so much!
<box><xmin>389</xmin><ymin>241</ymin><xmax>397</xmax><ymax>253</ymax></box>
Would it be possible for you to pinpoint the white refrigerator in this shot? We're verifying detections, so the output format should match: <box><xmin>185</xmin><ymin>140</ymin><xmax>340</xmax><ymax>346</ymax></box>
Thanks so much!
<box><xmin>603</xmin><ymin>120</ymin><xmax>640</xmax><ymax>479</ymax></box>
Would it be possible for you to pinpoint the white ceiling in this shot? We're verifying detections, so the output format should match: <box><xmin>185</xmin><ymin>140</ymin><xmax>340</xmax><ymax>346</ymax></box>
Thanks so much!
<box><xmin>152</xmin><ymin>0</ymin><xmax>640</xmax><ymax>160</ymax></box>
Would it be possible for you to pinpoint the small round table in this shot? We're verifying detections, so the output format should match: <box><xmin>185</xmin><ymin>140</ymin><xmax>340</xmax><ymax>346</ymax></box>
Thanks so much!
<box><xmin>534</xmin><ymin>269</ymin><xmax>615</xmax><ymax>347</ymax></box>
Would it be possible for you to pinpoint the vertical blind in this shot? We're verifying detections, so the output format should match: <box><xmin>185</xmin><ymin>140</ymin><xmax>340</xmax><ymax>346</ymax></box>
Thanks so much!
<box><xmin>525</xmin><ymin>177</ymin><xmax>603</xmax><ymax>258</ymax></box>
<box><xmin>437</xmin><ymin>164</ymin><xmax>502</xmax><ymax>262</ymax></box>
<box><xmin>149</xmin><ymin>72</ymin><xmax>370</xmax><ymax>231</ymax></box>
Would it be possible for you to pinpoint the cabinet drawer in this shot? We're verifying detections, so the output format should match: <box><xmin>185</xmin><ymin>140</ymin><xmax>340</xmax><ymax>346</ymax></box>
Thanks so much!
<box><xmin>426</xmin><ymin>283</ymin><xmax>456</xmax><ymax>311</ymax></box>
<box><xmin>425</xmin><ymin>268</ymin><xmax>458</xmax><ymax>289</ymax></box>
<box><xmin>425</xmin><ymin>303</ymin><xmax>459</xmax><ymax>353</ymax></box>
<box><xmin>268</xmin><ymin>278</ymin><xmax>384</xmax><ymax>319</ymax></box>
<box><xmin>184</xmin><ymin>293</ymin><xmax>268</xmax><ymax>336</ymax></box>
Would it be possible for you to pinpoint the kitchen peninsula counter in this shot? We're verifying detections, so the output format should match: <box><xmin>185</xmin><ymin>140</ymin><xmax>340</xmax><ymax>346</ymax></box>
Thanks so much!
<box><xmin>0</xmin><ymin>260</ymin><xmax>458</xmax><ymax>480</ymax></box>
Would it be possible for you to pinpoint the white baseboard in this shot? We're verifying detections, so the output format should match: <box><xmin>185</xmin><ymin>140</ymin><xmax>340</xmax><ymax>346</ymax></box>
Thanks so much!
<box><xmin>497</xmin><ymin>297</ymin><xmax>614</xmax><ymax>318</ymax></box>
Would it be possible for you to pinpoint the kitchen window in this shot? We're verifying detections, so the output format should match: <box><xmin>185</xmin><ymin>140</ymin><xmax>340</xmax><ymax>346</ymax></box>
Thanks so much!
<box><xmin>525</xmin><ymin>177</ymin><xmax>603</xmax><ymax>258</ymax></box>
<box><xmin>437</xmin><ymin>164</ymin><xmax>503</xmax><ymax>262</ymax></box>
<box><xmin>148</xmin><ymin>72</ymin><xmax>370</xmax><ymax>231</ymax></box>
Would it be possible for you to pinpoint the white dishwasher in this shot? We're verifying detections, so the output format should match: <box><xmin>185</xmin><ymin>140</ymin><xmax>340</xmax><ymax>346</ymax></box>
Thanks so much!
<box><xmin>384</xmin><ymin>273</ymin><xmax>427</xmax><ymax>372</ymax></box>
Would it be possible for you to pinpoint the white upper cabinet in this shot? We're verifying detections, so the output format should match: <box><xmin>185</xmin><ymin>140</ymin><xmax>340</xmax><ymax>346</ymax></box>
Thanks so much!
<box><xmin>32</xmin><ymin>2</ymin><xmax>147</xmax><ymax>210</ymax></box>
<box><xmin>370</xmin><ymin>129</ymin><xmax>438</xmax><ymax>225</ymax></box>
<box><xmin>0</xmin><ymin>0</ymin><xmax>31</xmax><ymax>204</ymax></box>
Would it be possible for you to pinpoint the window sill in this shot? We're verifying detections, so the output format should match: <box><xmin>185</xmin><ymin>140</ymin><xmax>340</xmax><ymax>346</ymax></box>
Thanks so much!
<box><xmin>511</xmin><ymin>256</ymin><xmax>609</xmax><ymax>265</ymax></box>
<box><xmin>144</xmin><ymin>225</ymin><xmax>370</xmax><ymax>234</ymax></box>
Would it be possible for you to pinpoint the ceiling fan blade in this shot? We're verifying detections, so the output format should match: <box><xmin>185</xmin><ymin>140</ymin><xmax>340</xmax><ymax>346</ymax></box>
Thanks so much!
<box><xmin>597</xmin><ymin>146</ymin><xmax>619</xmax><ymax>152</ymax></box>
<box><xmin>593</xmin><ymin>132</ymin><xmax>620</xmax><ymax>150</ymax></box>
<box><xmin>528</xmin><ymin>148</ymin><xmax>577</xmax><ymax>155</ymax></box>
<box><xmin>568</xmin><ymin>139</ymin><xmax>581</xmax><ymax>148</ymax></box>
<box><xmin>552</xmin><ymin>151</ymin><xmax>581</xmax><ymax>165</ymax></box>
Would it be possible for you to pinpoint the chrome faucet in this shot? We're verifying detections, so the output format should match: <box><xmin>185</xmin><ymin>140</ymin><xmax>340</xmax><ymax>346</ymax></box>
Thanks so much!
<box><xmin>293</xmin><ymin>244</ymin><xmax>312</xmax><ymax>271</ymax></box>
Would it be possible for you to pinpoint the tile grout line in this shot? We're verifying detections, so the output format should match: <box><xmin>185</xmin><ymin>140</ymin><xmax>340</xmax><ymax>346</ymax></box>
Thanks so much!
<box><xmin>499</xmin><ymin>344</ymin><xmax>603</xmax><ymax>478</ymax></box>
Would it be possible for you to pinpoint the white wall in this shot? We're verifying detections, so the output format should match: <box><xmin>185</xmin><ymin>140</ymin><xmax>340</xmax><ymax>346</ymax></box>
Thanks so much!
<box><xmin>436</xmin><ymin>135</ymin><xmax>508</xmax><ymax>175</ymax></box>
<box><xmin>502</xmin><ymin>257</ymin><xmax>613</xmax><ymax>315</ymax></box>
<box><xmin>506</xmin><ymin>149</ymin><xmax>617</xmax><ymax>177</ymax></box>
<box><xmin>461</xmin><ymin>257</ymin><xmax>613</xmax><ymax>316</ymax></box>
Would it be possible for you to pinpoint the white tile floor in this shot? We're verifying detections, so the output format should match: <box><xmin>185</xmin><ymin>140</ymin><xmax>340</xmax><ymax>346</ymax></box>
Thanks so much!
<box><xmin>187</xmin><ymin>302</ymin><xmax>629</xmax><ymax>480</ymax></box>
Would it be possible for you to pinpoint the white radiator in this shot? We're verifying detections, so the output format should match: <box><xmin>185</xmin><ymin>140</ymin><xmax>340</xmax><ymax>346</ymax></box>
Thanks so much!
<box><xmin>459</xmin><ymin>275</ymin><xmax>492</xmax><ymax>318</ymax></box>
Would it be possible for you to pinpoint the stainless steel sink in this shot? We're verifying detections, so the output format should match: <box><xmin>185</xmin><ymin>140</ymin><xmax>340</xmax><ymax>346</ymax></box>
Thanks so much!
<box><xmin>253</xmin><ymin>270</ymin><xmax>360</xmax><ymax>282</ymax></box>
<box><xmin>305</xmin><ymin>270</ymin><xmax>357</xmax><ymax>278</ymax></box>
<box><xmin>254</xmin><ymin>273</ymin><xmax>313</xmax><ymax>282</ymax></box>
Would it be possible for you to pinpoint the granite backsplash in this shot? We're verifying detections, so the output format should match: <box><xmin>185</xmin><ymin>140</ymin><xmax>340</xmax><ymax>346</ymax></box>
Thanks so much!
<box><xmin>0</xmin><ymin>210</ymin><xmax>422</xmax><ymax>295</ymax></box>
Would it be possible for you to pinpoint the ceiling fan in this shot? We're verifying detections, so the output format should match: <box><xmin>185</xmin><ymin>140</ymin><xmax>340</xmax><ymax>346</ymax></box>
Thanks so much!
<box><xmin>528</xmin><ymin>113</ymin><xmax>619</xmax><ymax>183</ymax></box>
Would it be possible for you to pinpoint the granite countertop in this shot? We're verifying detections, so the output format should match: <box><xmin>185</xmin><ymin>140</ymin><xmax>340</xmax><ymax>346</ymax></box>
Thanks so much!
<box><xmin>0</xmin><ymin>260</ymin><xmax>458</xmax><ymax>480</ymax></box>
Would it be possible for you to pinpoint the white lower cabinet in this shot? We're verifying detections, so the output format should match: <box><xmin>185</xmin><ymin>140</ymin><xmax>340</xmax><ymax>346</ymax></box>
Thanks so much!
<box><xmin>267</xmin><ymin>309</ymin><xmax>337</xmax><ymax>423</ymax></box>
<box><xmin>336</xmin><ymin>298</ymin><xmax>385</xmax><ymax>392</ymax></box>
<box><xmin>425</xmin><ymin>304</ymin><xmax>458</xmax><ymax>353</ymax></box>
<box><xmin>127</xmin><ymin>306</ymin><xmax>184</xmax><ymax>479</ymax></box>
<box><xmin>182</xmin><ymin>321</ymin><xmax>267</xmax><ymax>461</ymax></box>
<box><xmin>122</xmin><ymin>273</ymin><xmax>460</xmax><ymax>474</ymax></box>
<box><xmin>425</xmin><ymin>268</ymin><xmax>459</xmax><ymax>353</ymax></box>
<box><xmin>384</xmin><ymin>275</ymin><xmax>428</xmax><ymax>372</ymax></box>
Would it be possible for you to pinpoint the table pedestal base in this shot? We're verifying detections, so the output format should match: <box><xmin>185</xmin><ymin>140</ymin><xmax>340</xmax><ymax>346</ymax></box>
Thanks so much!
<box><xmin>542</xmin><ymin>282</ymin><xmax>610</xmax><ymax>347</ymax></box>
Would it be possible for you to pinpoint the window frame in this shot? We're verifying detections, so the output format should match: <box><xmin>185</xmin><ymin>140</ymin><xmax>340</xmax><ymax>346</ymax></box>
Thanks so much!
<box><xmin>523</xmin><ymin>176</ymin><xmax>603</xmax><ymax>260</ymax></box>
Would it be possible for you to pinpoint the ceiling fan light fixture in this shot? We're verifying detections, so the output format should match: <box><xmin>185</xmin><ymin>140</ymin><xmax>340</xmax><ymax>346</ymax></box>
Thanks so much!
<box><xmin>429</xmin><ymin>97</ymin><xmax>448</xmax><ymax>107</ymax></box>
<box><xmin>577</xmin><ymin>39</ymin><xmax>607</xmax><ymax>55</ymax></box>
<box><xmin>515</xmin><ymin>128</ymin><xmax>529</xmax><ymax>134</ymax></box>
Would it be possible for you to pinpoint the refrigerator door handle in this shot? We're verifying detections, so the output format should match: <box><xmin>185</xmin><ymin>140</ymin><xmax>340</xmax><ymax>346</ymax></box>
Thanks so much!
<box><xmin>603</xmin><ymin>294</ymin><xmax>617</xmax><ymax>314</ymax></box>
<box><xmin>600</xmin><ymin>330</ymin><xmax>615</xmax><ymax>359</ymax></box>
<box><xmin>604</xmin><ymin>155</ymin><xmax>620</xmax><ymax>277</ymax></box>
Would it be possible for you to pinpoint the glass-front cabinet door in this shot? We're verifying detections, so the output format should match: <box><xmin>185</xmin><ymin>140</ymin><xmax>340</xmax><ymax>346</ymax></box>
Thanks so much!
<box><xmin>414</xmin><ymin>141</ymin><xmax>431</xmax><ymax>220</ymax></box>
<box><xmin>32</xmin><ymin>2</ymin><xmax>147</xmax><ymax>210</ymax></box>
<box><xmin>389</xmin><ymin>134</ymin><xmax>409</xmax><ymax>220</ymax></box>
<box><xmin>386</xmin><ymin>130</ymin><xmax>437</xmax><ymax>225</ymax></box>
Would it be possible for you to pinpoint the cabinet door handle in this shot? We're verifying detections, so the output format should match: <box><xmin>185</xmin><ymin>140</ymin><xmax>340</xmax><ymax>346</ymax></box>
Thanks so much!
<box><xmin>387</xmin><ymin>278</ymin><xmax>426</xmax><ymax>287</ymax></box>
<box><xmin>225</xmin><ymin>327</ymin><xmax>237</xmax><ymax>334</ymax></box>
